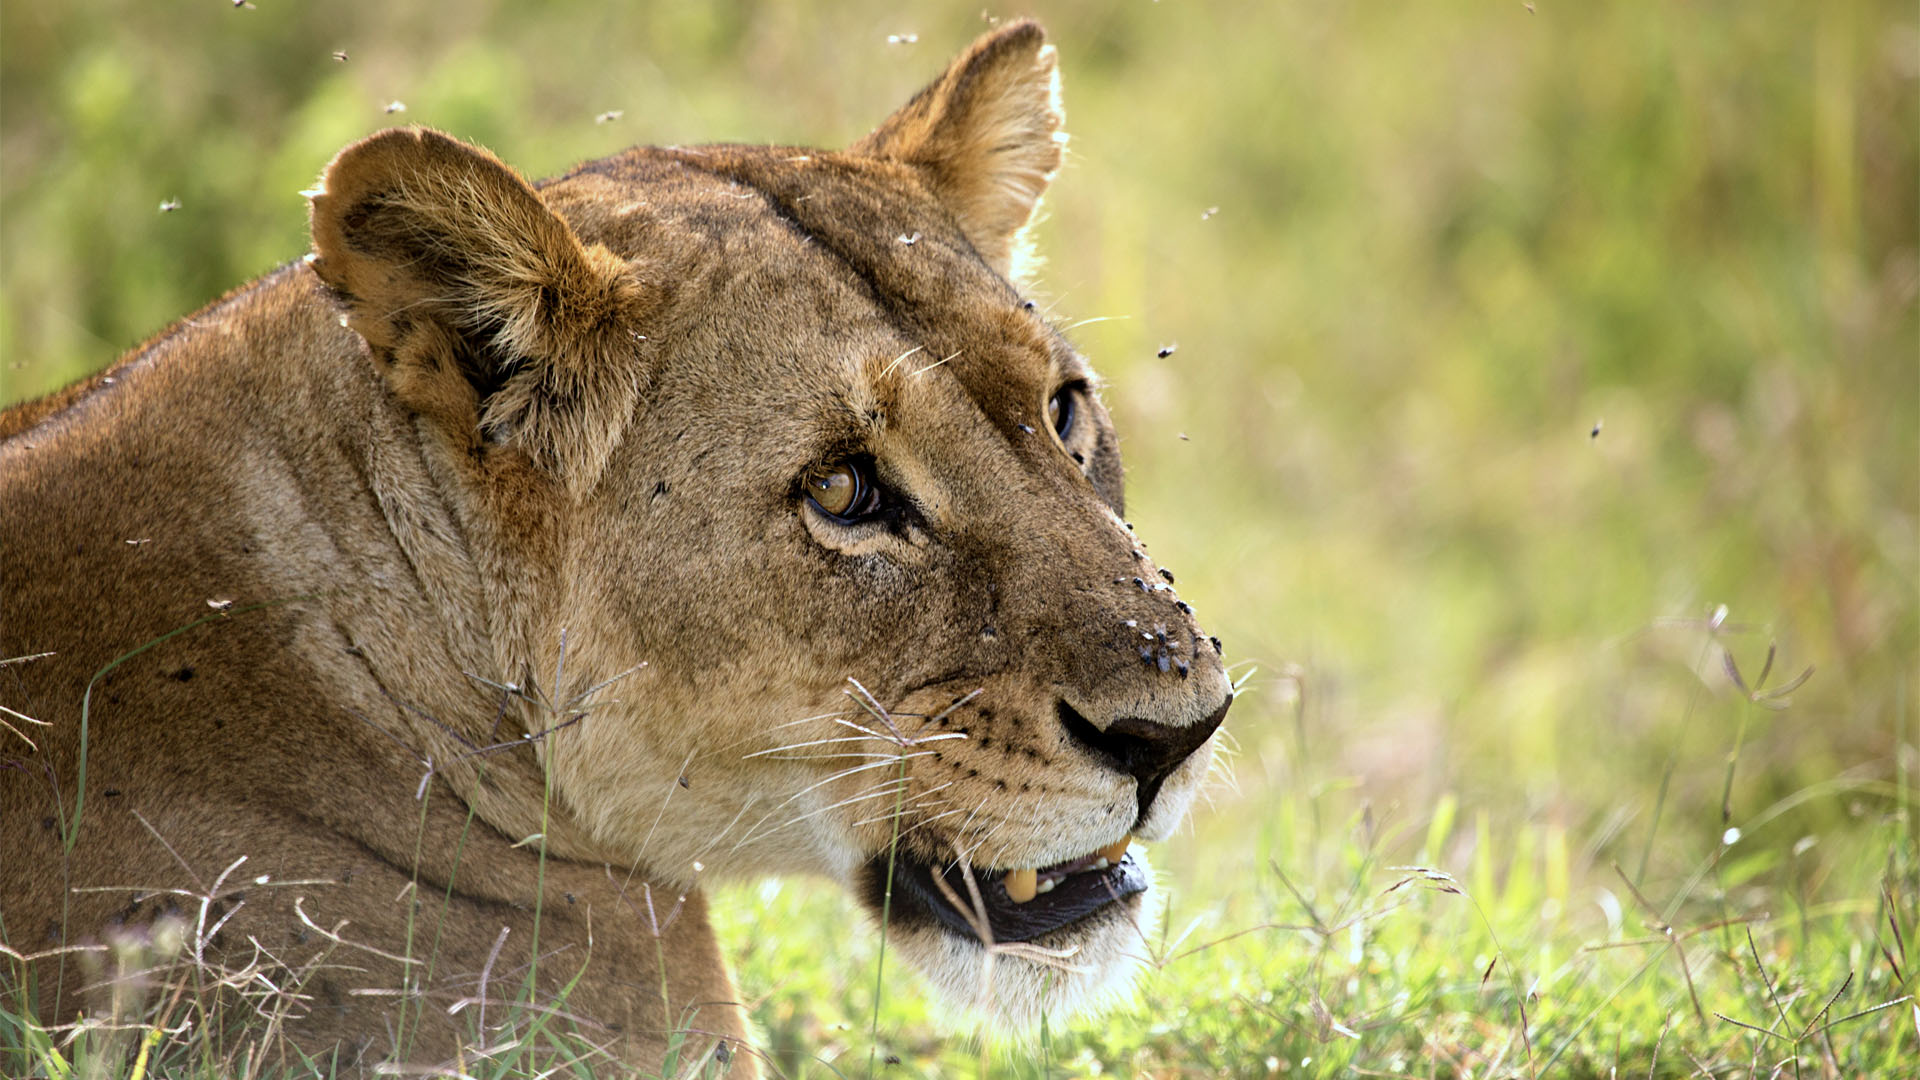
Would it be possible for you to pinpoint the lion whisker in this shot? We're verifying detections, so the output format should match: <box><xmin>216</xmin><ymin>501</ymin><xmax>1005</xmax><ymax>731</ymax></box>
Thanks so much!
<box><xmin>742</xmin><ymin>734</ymin><xmax>932</xmax><ymax>758</ymax></box>
<box><xmin>878</xmin><ymin>343</ymin><xmax>925</xmax><ymax>380</ymax></box>
<box><xmin>687</xmin><ymin>793</ymin><xmax>761</xmax><ymax>863</ymax></box>
<box><xmin>630</xmin><ymin>743</ymin><xmax>702</xmax><ymax>866</ymax></box>
<box><xmin>826</xmin><ymin>714</ymin><xmax>969</xmax><ymax>750</ymax></box>
<box><xmin>855</xmin><ymin>799</ymin><xmax>965</xmax><ymax>831</ymax></box>
<box><xmin>849</xmin><ymin>781</ymin><xmax>958</xmax><ymax>826</ymax></box>
<box><xmin>723</xmin><ymin>758</ymin><xmax>919</xmax><ymax>853</ymax></box>
<box><xmin>909</xmin><ymin>348</ymin><xmax>963</xmax><ymax>378</ymax></box>
<box><xmin>754</xmin><ymin>750</ymin><xmax>939</xmax><ymax>762</ymax></box>
<box><xmin>557</xmin><ymin>660</ymin><xmax>649</xmax><ymax>710</ymax></box>
<box><xmin>728</xmin><ymin>781</ymin><xmax>912</xmax><ymax>853</ymax></box>
<box><xmin>771</xmin><ymin>709</ymin><xmax>855</xmax><ymax>729</ymax></box>
<box><xmin>949</xmin><ymin>792</ymin><xmax>996</xmax><ymax>851</ymax></box>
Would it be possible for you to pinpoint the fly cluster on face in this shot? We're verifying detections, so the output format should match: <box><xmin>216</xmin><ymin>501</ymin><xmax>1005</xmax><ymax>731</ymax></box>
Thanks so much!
<box><xmin>1111</xmin><ymin>537</ymin><xmax>1219</xmax><ymax>680</ymax></box>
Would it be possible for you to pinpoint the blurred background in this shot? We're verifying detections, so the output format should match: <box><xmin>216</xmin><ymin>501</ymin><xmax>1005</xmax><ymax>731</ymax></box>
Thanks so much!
<box><xmin>4</xmin><ymin>1</ymin><xmax>1914</xmax><ymax>1073</ymax></box>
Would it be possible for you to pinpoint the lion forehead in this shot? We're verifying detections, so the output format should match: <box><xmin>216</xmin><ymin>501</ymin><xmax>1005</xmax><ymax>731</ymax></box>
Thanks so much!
<box><xmin>544</xmin><ymin>145</ymin><xmax>1069</xmax><ymax>440</ymax></box>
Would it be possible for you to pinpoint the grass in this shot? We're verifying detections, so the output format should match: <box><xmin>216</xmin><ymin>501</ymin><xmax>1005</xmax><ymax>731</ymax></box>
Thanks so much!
<box><xmin>7</xmin><ymin>623</ymin><xmax>1908</xmax><ymax>1077</ymax></box>
<box><xmin>3</xmin><ymin>0</ymin><xmax>1915</xmax><ymax>1076</ymax></box>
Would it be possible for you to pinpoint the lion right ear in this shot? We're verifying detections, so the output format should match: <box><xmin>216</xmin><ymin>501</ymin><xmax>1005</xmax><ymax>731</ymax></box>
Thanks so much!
<box><xmin>307</xmin><ymin>127</ymin><xmax>646</xmax><ymax>493</ymax></box>
<box><xmin>854</xmin><ymin>20</ymin><xmax>1065</xmax><ymax>282</ymax></box>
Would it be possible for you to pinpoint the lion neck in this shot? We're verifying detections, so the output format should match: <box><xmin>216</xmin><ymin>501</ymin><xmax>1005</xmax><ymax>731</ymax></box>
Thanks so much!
<box><xmin>178</xmin><ymin>265</ymin><xmax>614</xmax><ymax>864</ymax></box>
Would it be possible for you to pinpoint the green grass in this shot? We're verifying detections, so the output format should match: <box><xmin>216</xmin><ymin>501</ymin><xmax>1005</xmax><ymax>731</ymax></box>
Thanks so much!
<box><xmin>4</xmin><ymin>0</ymin><xmax>1915</xmax><ymax>1076</ymax></box>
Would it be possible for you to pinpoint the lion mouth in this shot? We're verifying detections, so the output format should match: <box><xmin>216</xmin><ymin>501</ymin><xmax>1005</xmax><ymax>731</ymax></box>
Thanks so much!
<box><xmin>867</xmin><ymin>839</ymin><xmax>1148</xmax><ymax>944</ymax></box>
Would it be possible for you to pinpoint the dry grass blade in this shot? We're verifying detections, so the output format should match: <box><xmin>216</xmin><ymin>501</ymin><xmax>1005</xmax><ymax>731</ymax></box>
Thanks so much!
<box><xmin>1753</xmin><ymin>665</ymin><xmax>1815</xmax><ymax>703</ymax></box>
<box><xmin>291</xmin><ymin>898</ymin><xmax>421</xmax><ymax>967</ymax></box>
<box><xmin>1269</xmin><ymin>858</ymin><xmax>1328</xmax><ymax>932</ymax></box>
<box><xmin>0</xmin><ymin>650</ymin><xmax>56</xmax><ymax>667</ymax></box>
<box><xmin>0</xmin><ymin>701</ymin><xmax>49</xmax><ymax>750</ymax></box>
<box><xmin>1611</xmin><ymin>861</ymin><xmax>1670</xmax><ymax>931</ymax></box>
<box><xmin>472</xmin><ymin>924</ymin><xmax>511</xmax><ymax>1048</ymax></box>
<box><xmin>1794</xmin><ymin>969</ymin><xmax>1852</xmax><ymax>1041</ymax></box>
<box><xmin>1721</xmin><ymin>649</ymin><xmax>1747</xmax><ymax>694</ymax></box>
<box><xmin>1648</xmin><ymin>1010</ymin><xmax>1673</xmax><ymax>1080</ymax></box>
<box><xmin>1712</xmin><ymin>1011</ymin><xmax>1790</xmax><ymax>1042</ymax></box>
<box><xmin>1746</xmin><ymin>926</ymin><xmax>1792</xmax><ymax>1035</ymax></box>
<box><xmin>1805</xmin><ymin>993</ymin><xmax>1912</xmax><ymax>1038</ymax></box>
<box><xmin>1883</xmin><ymin>881</ymin><xmax>1908</xmax><ymax>973</ymax></box>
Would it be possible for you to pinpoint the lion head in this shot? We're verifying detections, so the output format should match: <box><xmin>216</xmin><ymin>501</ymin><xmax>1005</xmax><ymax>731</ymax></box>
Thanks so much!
<box><xmin>303</xmin><ymin>20</ymin><xmax>1230</xmax><ymax>1030</ymax></box>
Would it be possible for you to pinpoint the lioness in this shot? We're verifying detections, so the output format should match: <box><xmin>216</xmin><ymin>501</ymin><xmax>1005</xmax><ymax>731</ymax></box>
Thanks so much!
<box><xmin>1</xmin><ymin>22</ymin><xmax>1229</xmax><ymax>1073</ymax></box>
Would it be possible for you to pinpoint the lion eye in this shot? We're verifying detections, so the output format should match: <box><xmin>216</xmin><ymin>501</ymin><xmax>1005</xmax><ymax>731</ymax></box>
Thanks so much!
<box><xmin>804</xmin><ymin>459</ymin><xmax>880</xmax><ymax>521</ymax></box>
<box><xmin>1052</xmin><ymin>384</ymin><xmax>1082</xmax><ymax>440</ymax></box>
<box><xmin>1048</xmin><ymin>385</ymin><xmax>1079</xmax><ymax>440</ymax></box>
<box><xmin>806</xmin><ymin>464</ymin><xmax>858</xmax><ymax>517</ymax></box>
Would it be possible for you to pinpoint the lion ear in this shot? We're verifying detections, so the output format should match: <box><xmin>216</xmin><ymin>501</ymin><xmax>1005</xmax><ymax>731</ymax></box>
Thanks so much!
<box><xmin>306</xmin><ymin>127</ymin><xmax>645</xmax><ymax>493</ymax></box>
<box><xmin>854</xmin><ymin>20</ymin><xmax>1065</xmax><ymax>281</ymax></box>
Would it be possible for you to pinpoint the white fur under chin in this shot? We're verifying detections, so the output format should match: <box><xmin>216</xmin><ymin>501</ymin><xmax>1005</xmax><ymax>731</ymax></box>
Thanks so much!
<box><xmin>888</xmin><ymin>857</ymin><xmax>1166</xmax><ymax>1037</ymax></box>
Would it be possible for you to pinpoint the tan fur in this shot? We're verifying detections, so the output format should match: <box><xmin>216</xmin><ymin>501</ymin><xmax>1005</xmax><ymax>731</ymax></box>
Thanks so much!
<box><xmin>1</xmin><ymin>22</ymin><xmax>1228</xmax><ymax>1073</ymax></box>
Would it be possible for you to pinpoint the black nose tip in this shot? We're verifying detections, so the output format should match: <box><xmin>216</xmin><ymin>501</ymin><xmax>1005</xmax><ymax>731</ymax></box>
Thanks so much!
<box><xmin>1058</xmin><ymin>695</ymin><xmax>1231</xmax><ymax>823</ymax></box>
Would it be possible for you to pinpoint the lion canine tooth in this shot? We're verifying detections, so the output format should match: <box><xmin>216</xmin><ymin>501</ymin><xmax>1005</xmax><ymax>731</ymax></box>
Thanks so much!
<box><xmin>1004</xmin><ymin>868</ymin><xmax>1038</xmax><ymax>903</ymax></box>
<box><xmin>1097</xmin><ymin>838</ymin><xmax>1131</xmax><ymax>863</ymax></box>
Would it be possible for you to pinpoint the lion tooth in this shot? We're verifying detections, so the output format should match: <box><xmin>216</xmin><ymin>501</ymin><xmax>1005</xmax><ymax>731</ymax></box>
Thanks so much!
<box><xmin>1097</xmin><ymin>838</ymin><xmax>1131</xmax><ymax>863</ymax></box>
<box><xmin>1036</xmin><ymin>878</ymin><xmax>1057</xmax><ymax>895</ymax></box>
<box><xmin>1004</xmin><ymin>868</ymin><xmax>1038</xmax><ymax>903</ymax></box>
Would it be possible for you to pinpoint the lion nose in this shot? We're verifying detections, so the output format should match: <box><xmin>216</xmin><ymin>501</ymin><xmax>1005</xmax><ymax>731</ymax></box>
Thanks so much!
<box><xmin>1057</xmin><ymin>696</ymin><xmax>1231</xmax><ymax>823</ymax></box>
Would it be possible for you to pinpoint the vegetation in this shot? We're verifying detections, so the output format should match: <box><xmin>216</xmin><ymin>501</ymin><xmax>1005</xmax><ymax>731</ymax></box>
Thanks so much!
<box><xmin>3</xmin><ymin>0</ymin><xmax>1914</xmax><ymax>1076</ymax></box>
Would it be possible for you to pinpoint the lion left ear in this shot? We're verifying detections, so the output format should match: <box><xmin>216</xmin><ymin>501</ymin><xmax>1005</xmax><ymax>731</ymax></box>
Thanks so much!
<box><xmin>306</xmin><ymin>127</ymin><xmax>647</xmax><ymax>495</ymax></box>
<box><xmin>854</xmin><ymin>20</ymin><xmax>1066</xmax><ymax>281</ymax></box>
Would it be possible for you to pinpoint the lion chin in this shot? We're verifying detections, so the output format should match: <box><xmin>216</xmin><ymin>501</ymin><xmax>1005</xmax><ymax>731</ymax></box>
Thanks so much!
<box><xmin>881</xmin><ymin>853</ymin><xmax>1162</xmax><ymax>1031</ymax></box>
<box><xmin>845</xmin><ymin>738</ymin><xmax>1219</xmax><ymax>1031</ymax></box>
